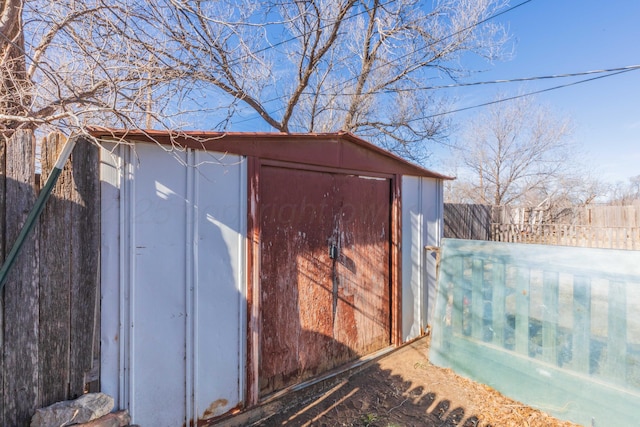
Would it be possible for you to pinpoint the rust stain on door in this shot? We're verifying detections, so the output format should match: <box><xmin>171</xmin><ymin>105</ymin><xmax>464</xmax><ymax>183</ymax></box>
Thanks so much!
<box><xmin>259</xmin><ymin>166</ymin><xmax>390</xmax><ymax>396</ymax></box>
<box><xmin>199</xmin><ymin>399</ymin><xmax>228</xmax><ymax>423</ymax></box>
<box><xmin>195</xmin><ymin>399</ymin><xmax>243</xmax><ymax>427</ymax></box>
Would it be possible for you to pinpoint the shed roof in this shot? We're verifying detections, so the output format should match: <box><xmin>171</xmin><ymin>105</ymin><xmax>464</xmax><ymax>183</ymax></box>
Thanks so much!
<box><xmin>88</xmin><ymin>128</ymin><xmax>453</xmax><ymax>180</ymax></box>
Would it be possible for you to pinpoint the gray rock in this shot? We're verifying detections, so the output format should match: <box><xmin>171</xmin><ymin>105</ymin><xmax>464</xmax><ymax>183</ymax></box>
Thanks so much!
<box><xmin>31</xmin><ymin>393</ymin><xmax>114</xmax><ymax>427</ymax></box>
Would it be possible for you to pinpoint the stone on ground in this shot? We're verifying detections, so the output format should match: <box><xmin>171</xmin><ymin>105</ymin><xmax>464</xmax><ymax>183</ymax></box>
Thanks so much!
<box><xmin>30</xmin><ymin>392</ymin><xmax>114</xmax><ymax>427</ymax></box>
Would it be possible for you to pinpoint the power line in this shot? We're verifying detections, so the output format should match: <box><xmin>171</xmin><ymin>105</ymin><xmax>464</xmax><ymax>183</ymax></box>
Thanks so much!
<box><xmin>413</xmin><ymin>67</ymin><xmax>638</xmax><ymax>122</ymax></box>
<box><xmin>386</xmin><ymin>64</ymin><xmax>640</xmax><ymax>92</ymax></box>
<box><xmin>236</xmin><ymin>64</ymin><xmax>638</xmax><ymax>127</ymax></box>
<box><xmin>6</xmin><ymin>0</ymin><xmax>546</xmax><ymax>129</ymax></box>
<box><xmin>280</xmin><ymin>64</ymin><xmax>640</xmax><ymax>98</ymax></box>
<box><xmin>324</xmin><ymin>0</ymin><xmax>535</xmax><ymax>96</ymax></box>
<box><xmin>249</xmin><ymin>0</ymin><xmax>535</xmax><ymax>122</ymax></box>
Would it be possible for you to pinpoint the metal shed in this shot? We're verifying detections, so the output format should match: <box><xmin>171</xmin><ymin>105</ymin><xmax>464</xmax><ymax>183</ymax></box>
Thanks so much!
<box><xmin>95</xmin><ymin>130</ymin><xmax>451</xmax><ymax>426</ymax></box>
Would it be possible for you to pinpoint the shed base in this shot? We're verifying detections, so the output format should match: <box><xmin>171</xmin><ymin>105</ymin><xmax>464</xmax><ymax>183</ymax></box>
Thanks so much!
<box><xmin>211</xmin><ymin>346</ymin><xmax>395</xmax><ymax>427</ymax></box>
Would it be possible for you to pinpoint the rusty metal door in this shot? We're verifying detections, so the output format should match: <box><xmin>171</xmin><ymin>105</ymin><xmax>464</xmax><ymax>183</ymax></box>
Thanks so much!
<box><xmin>259</xmin><ymin>166</ymin><xmax>390</xmax><ymax>396</ymax></box>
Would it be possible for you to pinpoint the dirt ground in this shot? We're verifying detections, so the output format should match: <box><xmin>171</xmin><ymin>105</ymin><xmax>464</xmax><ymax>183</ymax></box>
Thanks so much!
<box><xmin>255</xmin><ymin>336</ymin><xmax>581</xmax><ymax>427</ymax></box>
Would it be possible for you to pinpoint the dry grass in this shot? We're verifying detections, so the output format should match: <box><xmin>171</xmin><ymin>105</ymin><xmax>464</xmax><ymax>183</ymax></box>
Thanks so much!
<box><xmin>257</xmin><ymin>337</ymin><xmax>581</xmax><ymax>426</ymax></box>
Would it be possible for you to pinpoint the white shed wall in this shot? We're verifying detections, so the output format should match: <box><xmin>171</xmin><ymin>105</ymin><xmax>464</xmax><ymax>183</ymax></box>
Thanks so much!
<box><xmin>100</xmin><ymin>143</ymin><xmax>247</xmax><ymax>426</ymax></box>
<box><xmin>401</xmin><ymin>176</ymin><xmax>443</xmax><ymax>341</ymax></box>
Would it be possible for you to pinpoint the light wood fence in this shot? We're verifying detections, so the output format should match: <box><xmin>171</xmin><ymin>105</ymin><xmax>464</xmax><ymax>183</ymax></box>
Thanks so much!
<box><xmin>0</xmin><ymin>130</ymin><xmax>100</xmax><ymax>426</ymax></box>
<box><xmin>492</xmin><ymin>223</ymin><xmax>640</xmax><ymax>249</ymax></box>
<box><xmin>444</xmin><ymin>203</ymin><xmax>640</xmax><ymax>249</ymax></box>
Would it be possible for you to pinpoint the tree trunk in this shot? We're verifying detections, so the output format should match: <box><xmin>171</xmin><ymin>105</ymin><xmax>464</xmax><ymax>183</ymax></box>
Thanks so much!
<box><xmin>1</xmin><ymin>0</ymin><xmax>29</xmax><ymax>137</ymax></box>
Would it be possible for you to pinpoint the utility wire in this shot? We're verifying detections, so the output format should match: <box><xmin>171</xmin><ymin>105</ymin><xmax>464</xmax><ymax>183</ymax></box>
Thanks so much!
<box><xmin>412</xmin><ymin>67</ymin><xmax>639</xmax><ymax>123</ymax></box>
<box><xmin>276</xmin><ymin>64</ymin><xmax>640</xmax><ymax>98</ymax></box>
<box><xmin>243</xmin><ymin>0</ymin><xmax>535</xmax><ymax>122</ymax></box>
<box><xmin>235</xmin><ymin>63</ymin><xmax>639</xmax><ymax>126</ymax></box>
<box><xmin>382</xmin><ymin>64</ymin><xmax>640</xmax><ymax>93</ymax></box>
<box><xmin>322</xmin><ymin>0</ymin><xmax>535</xmax><ymax>97</ymax></box>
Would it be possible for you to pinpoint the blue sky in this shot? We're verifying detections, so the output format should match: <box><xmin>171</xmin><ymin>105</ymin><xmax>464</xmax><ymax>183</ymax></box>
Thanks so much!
<box><xmin>436</xmin><ymin>0</ymin><xmax>640</xmax><ymax>184</ymax></box>
<box><xmin>193</xmin><ymin>0</ymin><xmax>639</xmax><ymax>185</ymax></box>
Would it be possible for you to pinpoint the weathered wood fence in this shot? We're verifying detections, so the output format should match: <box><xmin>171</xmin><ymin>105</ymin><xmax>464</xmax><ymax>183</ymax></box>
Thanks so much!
<box><xmin>443</xmin><ymin>203</ymin><xmax>491</xmax><ymax>240</ymax></box>
<box><xmin>568</xmin><ymin>205</ymin><xmax>640</xmax><ymax>228</ymax></box>
<box><xmin>492</xmin><ymin>223</ymin><xmax>640</xmax><ymax>249</ymax></box>
<box><xmin>444</xmin><ymin>203</ymin><xmax>640</xmax><ymax>249</ymax></box>
<box><xmin>0</xmin><ymin>130</ymin><xmax>100</xmax><ymax>426</ymax></box>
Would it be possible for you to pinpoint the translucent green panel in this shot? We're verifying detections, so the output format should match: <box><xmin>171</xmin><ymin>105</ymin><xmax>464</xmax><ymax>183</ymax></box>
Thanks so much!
<box><xmin>430</xmin><ymin>239</ymin><xmax>640</xmax><ymax>427</ymax></box>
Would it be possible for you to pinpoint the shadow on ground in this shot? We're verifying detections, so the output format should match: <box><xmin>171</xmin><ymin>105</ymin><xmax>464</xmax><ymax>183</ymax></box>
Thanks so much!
<box><xmin>254</xmin><ymin>352</ymin><xmax>486</xmax><ymax>427</ymax></box>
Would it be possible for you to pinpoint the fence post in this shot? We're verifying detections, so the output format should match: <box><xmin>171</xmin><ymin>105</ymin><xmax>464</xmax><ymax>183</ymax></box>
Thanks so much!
<box><xmin>2</xmin><ymin>129</ymin><xmax>39</xmax><ymax>426</ymax></box>
<box><xmin>69</xmin><ymin>138</ymin><xmax>101</xmax><ymax>397</ymax></box>
<box><xmin>39</xmin><ymin>133</ymin><xmax>73</xmax><ymax>406</ymax></box>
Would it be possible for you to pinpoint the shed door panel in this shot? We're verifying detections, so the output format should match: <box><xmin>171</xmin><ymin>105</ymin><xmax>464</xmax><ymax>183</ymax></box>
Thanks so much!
<box><xmin>259</xmin><ymin>166</ymin><xmax>390</xmax><ymax>396</ymax></box>
<box><xmin>333</xmin><ymin>174</ymin><xmax>390</xmax><ymax>355</ymax></box>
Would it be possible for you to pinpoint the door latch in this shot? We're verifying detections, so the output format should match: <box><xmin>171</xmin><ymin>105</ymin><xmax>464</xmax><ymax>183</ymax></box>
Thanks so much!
<box><xmin>329</xmin><ymin>243</ymin><xmax>339</xmax><ymax>260</ymax></box>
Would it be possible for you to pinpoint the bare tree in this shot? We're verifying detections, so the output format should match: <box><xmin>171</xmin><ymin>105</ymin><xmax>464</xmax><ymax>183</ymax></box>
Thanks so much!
<box><xmin>1</xmin><ymin>0</ymin><xmax>29</xmax><ymax>132</ymax></box>
<box><xmin>1</xmin><ymin>0</ymin><xmax>189</xmax><ymax>139</ymax></box>
<box><xmin>146</xmin><ymin>0</ymin><xmax>510</xmax><ymax>160</ymax></box>
<box><xmin>2</xmin><ymin>0</ymin><xmax>510</xmax><ymax>159</ymax></box>
<box><xmin>608</xmin><ymin>175</ymin><xmax>640</xmax><ymax>205</ymax></box>
<box><xmin>450</xmin><ymin>96</ymin><xmax>574</xmax><ymax>206</ymax></box>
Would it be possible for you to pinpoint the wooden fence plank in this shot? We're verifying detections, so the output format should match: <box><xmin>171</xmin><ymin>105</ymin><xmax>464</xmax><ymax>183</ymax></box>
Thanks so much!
<box><xmin>490</xmin><ymin>223</ymin><xmax>640</xmax><ymax>249</ymax></box>
<box><xmin>572</xmin><ymin>276</ymin><xmax>591</xmax><ymax>373</ymax></box>
<box><xmin>3</xmin><ymin>130</ymin><xmax>39</xmax><ymax>426</ymax></box>
<box><xmin>542</xmin><ymin>271</ymin><xmax>559</xmax><ymax>364</ymax></box>
<box><xmin>0</xmin><ymin>131</ymin><xmax>100</xmax><ymax>424</ymax></box>
<box><xmin>444</xmin><ymin>203</ymin><xmax>491</xmax><ymax>240</ymax></box>
<box><xmin>461</xmin><ymin>204</ymin><xmax>640</xmax><ymax>248</ymax></box>
<box><xmin>493</xmin><ymin>204</ymin><xmax>640</xmax><ymax>229</ymax></box>
<box><xmin>69</xmin><ymin>138</ymin><xmax>101</xmax><ymax>397</ymax></box>
<box><xmin>38</xmin><ymin>133</ymin><xmax>72</xmax><ymax>406</ymax></box>
<box><xmin>606</xmin><ymin>281</ymin><xmax>627</xmax><ymax>382</ymax></box>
